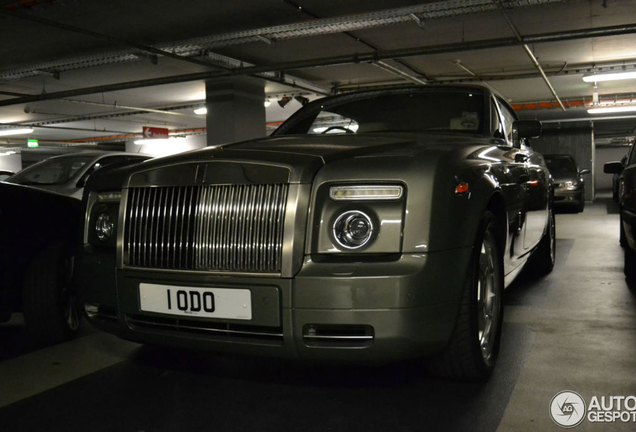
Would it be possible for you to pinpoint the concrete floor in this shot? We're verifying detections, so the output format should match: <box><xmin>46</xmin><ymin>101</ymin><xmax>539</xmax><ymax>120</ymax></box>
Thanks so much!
<box><xmin>0</xmin><ymin>198</ymin><xmax>634</xmax><ymax>431</ymax></box>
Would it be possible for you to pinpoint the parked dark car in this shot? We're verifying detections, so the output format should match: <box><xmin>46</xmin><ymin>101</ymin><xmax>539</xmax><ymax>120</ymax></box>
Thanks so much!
<box><xmin>0</xmin><ymin>155</ymin><xmax>152</xmax><ymax>345</ymax></box>
<box><xmin>0</xmin><ymin>170</ymin><xmax>14</xmax><ymax>181</ymax></box>
<box><xmin>77</xmin><ymin>85</ymin><xmax>554</xmax><ymax>381</ymax></box>
<box><xmin>609</xmin><ymin>155</ymin><xmax>628</xmax><ymax>202</ymax></box>
<box><xmin>6</xmin><ymin>151</ymin><xmax>150</xmax><ymax>199</ymax></box>
<box><xmin>544</xmin><ymin>154</ymin><xmax>589</xmax><ymax>212</ymax></box>
<box><xmin>0</xmin><ymin>183</ymin><xmax>83</xmax><ymax>344</ymax></box>
<box><xmin>605</xmin><ymin>139</ymin><xmax>636</xmax><ymax>281</ymax></box>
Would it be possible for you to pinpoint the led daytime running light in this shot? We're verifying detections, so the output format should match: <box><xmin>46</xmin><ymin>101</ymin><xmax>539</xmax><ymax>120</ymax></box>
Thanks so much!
<box><xmin>330</xmin><ymin>185</ymin><xmax>403</xmax><ymax>201</ymax></box>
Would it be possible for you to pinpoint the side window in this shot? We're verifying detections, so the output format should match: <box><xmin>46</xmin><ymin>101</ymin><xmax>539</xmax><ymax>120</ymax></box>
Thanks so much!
<box><xmin>98</xmin><ymin>156</ymin><xmax>128</xmax><ymax>167</ymax></box>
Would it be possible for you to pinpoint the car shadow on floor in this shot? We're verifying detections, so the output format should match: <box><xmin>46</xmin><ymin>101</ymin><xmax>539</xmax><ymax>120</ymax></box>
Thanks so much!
<box><xmin>504</xmin><ymin>238</ymin><xmax>575</xmax><ymax>308</ymax></box>
<box><xmin>0</xmin><ymin>324</ymin><xmax>533</xmax><ymax>432</ymax></box>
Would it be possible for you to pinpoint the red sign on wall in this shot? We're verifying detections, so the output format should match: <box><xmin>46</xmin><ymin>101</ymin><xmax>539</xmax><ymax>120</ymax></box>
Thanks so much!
<box><xmin>142</xmin><ymin>127</ymin><xmax>169</xmax><ymax>139</ymax></box>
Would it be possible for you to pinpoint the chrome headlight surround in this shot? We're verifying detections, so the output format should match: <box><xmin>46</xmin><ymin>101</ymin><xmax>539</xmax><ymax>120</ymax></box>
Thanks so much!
<box><xmin>95</xmin><ymin>213</ymin><xmax>115</xmax><ymax>242</ymax></box>
<box><xmin>85</xmin><ymin>190</ymin><xmax>121</xmax><ymax>247</ymax></box>
<box><xmin>311</xmin><ymin>182</ymin><xmax>406</xmax><ymax>254</ymax></box>
<box><xmin>333</xmin><ymin>210</ymin><xmax>374</xmax><ymax>249</ymax></box>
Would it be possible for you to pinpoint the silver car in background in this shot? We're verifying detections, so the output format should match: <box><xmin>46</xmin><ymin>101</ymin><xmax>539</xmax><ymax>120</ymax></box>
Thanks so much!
<box><xmin>6</xmin><ymin>151</ymin><xmax>151</xmax><ymax>199</ymax></box>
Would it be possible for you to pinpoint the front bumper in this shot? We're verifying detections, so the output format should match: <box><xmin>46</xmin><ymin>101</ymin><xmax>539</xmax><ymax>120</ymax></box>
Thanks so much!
<box><xmin>554</xmin><ymin>188</ymin><xmax>583</xmax><ymax>205</ymax></box>
<box><xmin>77</xmin><ymin>246</ymin><xmax>471</xmax><ymax>364</ymax></box>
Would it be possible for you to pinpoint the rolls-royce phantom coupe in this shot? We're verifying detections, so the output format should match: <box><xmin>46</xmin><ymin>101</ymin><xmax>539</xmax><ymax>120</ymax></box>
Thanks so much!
<box><xmin>77</xmin><ymin>86</ymin><xmax>554</xmax><ymax>380</ymax></box>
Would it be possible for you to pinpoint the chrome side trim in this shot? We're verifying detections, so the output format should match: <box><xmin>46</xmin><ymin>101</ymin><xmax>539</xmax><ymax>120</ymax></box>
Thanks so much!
<box><xmin>84</xmin><ymin>191</ymin><xmax>98</xmax><ymax>244</ymax></box>
<box><xmin>303</xmin><ymin>335</ymin><xmax>374</xmax><ymax>340</ymax></box>
<box><xmin>281</xmin><ymin>184</ymin><xmax>311</xmax><ymax>278</ymax></box>
<box><xmin>126</xmin><ymin>317</ymin><xmax>283</xmax><ymax>339</ymax></box>
<box><xmin>116</xmin><ymin>188</ymin><xmax>130</xmax><ymax>268</ymax></box>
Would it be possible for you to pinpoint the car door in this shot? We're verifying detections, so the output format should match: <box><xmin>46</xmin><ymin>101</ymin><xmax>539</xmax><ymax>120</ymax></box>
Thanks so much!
<box><xmin>491</xmin><ymin>98</ymin><xmax>529</xmax><ymax>269</ymax></box>
<box><xmin>495</xmin><ymin>97</ymin><xmax>548</xmax><ymax>250</ymax></box>
<box><xmin>522</xmin><ymin>145</ymin><xmax>550</xmax><ymax>249</ymax></box>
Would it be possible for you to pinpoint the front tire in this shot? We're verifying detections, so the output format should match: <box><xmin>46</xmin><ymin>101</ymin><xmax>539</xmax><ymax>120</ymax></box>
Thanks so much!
<box><xmin>620</xmin><ymin>212</ymin><xmax>626</xmax><ymax>247</ymax></box>
<box><xmin>22</xmin><ymin>243</ymin><xmax>81</xmax><ymax>346</ymax></box>
<box><xmin>577</xmin><ymin>194</ymin><xmax>585</xmax><ymax>213</ymax></box>
<box><xmin>429</xmin><ymin>211</ymin><xmax>504</xmax><ymax>381</ymax></box>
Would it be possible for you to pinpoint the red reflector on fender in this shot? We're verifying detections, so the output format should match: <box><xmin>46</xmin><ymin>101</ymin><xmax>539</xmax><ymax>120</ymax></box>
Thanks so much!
<box><xmin>455</xmin><ymin>183</ymin><xmax>469</xmax><ymax>194</ymax></box>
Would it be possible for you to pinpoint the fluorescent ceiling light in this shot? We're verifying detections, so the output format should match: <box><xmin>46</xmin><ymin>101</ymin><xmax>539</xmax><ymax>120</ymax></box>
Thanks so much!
<box><xmin>0</xmin><ymin>128</ymin><xmax>34</xmax><ymax>136</ymax></box>
<box><xmin>587</xmin><ymin>105</ymin><xmax>636</xmax><ymax>114</ymax></box>
<box><xmin>194</xmin><ymin>107</ymin><xmax>207</xmax><ymax>115</ymax></box>
<box><xmin>582</xmin><ymin>71</ymin><xmax>636</xmax><ymax>82</ymax></box>
<box><xmin>134</xmin><ymin>137</ymin><xmax>187</xmax><ymax>145</ymax></box>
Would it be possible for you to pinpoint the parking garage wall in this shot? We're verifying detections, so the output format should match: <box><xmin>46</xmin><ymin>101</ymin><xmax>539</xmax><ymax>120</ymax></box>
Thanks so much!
<box><xmin>529</xmin><ymin>127</ymin><xmax>594</xmax><ymax>201</ymax></box>
<box><xmin>595</xmin><ymin>146</ymin><xmax>630</xmax><ymax>193</ymax></box>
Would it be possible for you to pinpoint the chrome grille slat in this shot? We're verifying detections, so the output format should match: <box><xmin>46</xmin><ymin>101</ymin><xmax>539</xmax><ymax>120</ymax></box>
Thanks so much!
<box><xmin>124</xmin><ymin>184</ymin><xmax>288</xmax><ymax>273</ymax></box>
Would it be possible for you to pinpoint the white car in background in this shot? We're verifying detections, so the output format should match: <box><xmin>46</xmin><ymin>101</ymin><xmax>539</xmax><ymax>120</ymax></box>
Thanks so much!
<box><xmin>6</xmin><ymin>151</ymin><xmax>151</xmax><ymax>199</ymax></box>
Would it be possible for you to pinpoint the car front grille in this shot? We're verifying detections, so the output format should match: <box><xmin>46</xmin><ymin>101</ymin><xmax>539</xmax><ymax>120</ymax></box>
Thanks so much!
<box><xmin>123</xmin><ymin>184</ymin><xmax>288</xmax><ymax>273</ymax></box>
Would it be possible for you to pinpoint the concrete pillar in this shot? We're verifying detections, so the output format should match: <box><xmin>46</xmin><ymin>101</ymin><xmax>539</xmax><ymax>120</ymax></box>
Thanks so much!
<box><xmin>205</xmin><ymin>77</ymin><xmax>266</xmax><ymax>146</ymax></box>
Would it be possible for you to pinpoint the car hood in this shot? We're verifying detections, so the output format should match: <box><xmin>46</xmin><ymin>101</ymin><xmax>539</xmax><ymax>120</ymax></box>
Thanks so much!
<box><xmin>120</xmin><ymin>133</ymin><xmax>481</xmax><ymax>188</ymax></box>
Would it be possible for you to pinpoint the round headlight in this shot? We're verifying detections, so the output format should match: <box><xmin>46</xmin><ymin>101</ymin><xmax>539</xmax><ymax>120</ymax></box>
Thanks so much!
<box><xmin>95</xmin><ymin>213</ymin><xmax>115</xmax><ymax>242</ymax></box>
<box><xmin>333</xmin><ymin>211</ymin><xmax>373</xmax><ymax>249</ymax></box>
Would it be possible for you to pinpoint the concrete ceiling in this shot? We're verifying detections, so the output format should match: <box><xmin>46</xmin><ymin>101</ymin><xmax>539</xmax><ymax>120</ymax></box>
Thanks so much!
<box><xmin>1</xmin><ymin>0</ymin><xmax>636</xmax><ymax>150</ymax></box>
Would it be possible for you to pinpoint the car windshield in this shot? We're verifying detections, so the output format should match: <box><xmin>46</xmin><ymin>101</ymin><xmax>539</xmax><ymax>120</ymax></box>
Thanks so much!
<box><xmin>545</xmin><ymin>156</ymin><xmax>576</xmax><ymax>174</ymax></box>
<box><xmin>275</xmin><ymin>88</ymin><xmax>485</xmax><ymax>136</ymax></box>
<box><xmin>9</xmin><ymin>155</ymin><xmax>94</xmax><ymax>185</ymax></box>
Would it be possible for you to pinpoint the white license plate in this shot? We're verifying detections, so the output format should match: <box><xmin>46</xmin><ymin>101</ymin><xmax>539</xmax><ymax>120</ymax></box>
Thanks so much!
<box><xmin>139</xmin><ymin>283</ymin><xmax>252</xmax><ymax>320</ymax></box>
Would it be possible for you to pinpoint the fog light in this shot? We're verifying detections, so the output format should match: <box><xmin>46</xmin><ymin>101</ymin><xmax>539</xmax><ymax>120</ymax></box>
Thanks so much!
<box><xmin>95</xmin><ymin>213</ymin><xmax>114</xmax><ymax>242</ymax></box>
<box><xmin>333</xmin><ymin>211</ymin><xmax>373</xmax><ymax>249</ymax></box>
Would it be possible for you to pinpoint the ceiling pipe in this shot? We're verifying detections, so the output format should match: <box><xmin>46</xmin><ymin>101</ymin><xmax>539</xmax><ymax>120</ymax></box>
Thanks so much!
<box><xmin>541</xmin><ymin>115</ymin><xmax>636</xmax><ymax>123</ymax></box>
<box><xmin>2</xmin><ymin>23</ymin><xmax>636</xmax><ymax>108</ymax></box>
<box><xmin>16</xmin><ymin>103</ymin><xmax>203</xmax><ymax>127</ymax></box>
<box><xmin>5</xmin><ymin>122</ymin><xmax>133</xmax><ymax>134</ymax></box>
<box><xmin>372</xmin><ymin>61</ymin><xmax>428</xmax><ymax>85</ymax></box>
<box><xmin>494</xmin><ymin>1</ymin><xmax>566</xmax><ymax>111</ymax></box>
<box><xmin>511</xmin><ymin>93</ymin><xmax>636</xmax><ymax>111</ymax></box>
<box><xmin>60</xmin><ymin>99</ymin><xmax>201</xmax><ymax>117</ymax></box>
<box><xmin>20</xmin><ymin>107</ymin><xmax>188</xmax><ymax>127</ymax></box>
<box><xmin>451</xmin><ymin>60</ymin><xmax>503</xmax><ymax>96</ymax></box>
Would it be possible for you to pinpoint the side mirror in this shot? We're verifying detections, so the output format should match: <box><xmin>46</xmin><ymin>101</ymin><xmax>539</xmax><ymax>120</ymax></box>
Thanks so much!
<box><xmin>580</xmin><ymin>169</ymin><xmax>591</xmax><ymax>175</ymax></box>
<box><xmin>604</xmin><ymin>161</ymin><xmax>624</xmax><ymax>174</ymax></box>
<box><xmin>512</xmin><ymin>120</ymin><xmax>541</xmax><ymax>148</ymax></box>
<box><xmin>621</xmin><ymin>156</ymin><xmax>628</xmax><ymax>166</ymax></box>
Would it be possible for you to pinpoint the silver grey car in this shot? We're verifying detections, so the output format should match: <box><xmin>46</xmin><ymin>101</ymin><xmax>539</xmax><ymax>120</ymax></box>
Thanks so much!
<box><xmin>78</xmin><ymin>85</ymin><xmax>554</xmax><ymax>381</ymax></box>
<box><xmin>6</xmin><ymin>151</ymin><xmax>150</xmax><ymax>199</ymax></box>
